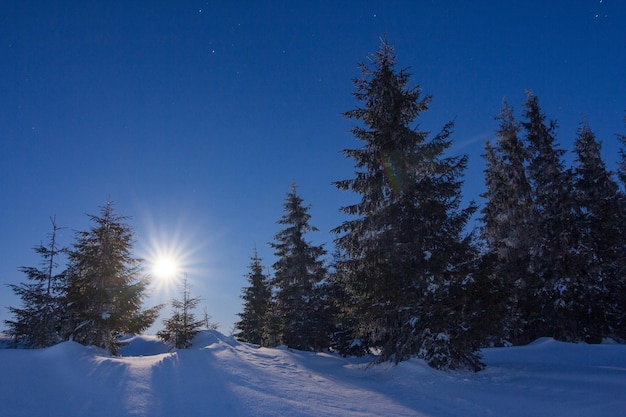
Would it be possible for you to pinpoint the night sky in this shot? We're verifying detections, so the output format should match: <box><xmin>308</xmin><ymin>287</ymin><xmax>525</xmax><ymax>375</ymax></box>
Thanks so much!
<box><xmin>2</xmin><ymin>1</ymin><xmax>624</xmax><ymax>334</ymax></box>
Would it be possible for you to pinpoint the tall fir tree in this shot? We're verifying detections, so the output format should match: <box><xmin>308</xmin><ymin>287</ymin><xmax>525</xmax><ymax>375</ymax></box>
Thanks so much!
<box><xmin>616</xmin><ymin>117</ymin><xmax>626</xmax><ymax>340</ymax></box>
<box><xmin>333</xmin><ymin>39</ymin><xmax>484</xmax><ymax>370</ymax></box>
<box><xmin>617</xmin><ymin>116</ymin><xmax>626</xmax><ymax>188</ymax></box>
<box><xmin>62</xmin><ymin>201</ymin><xmax>161</xmax><ymax>354</ymax></box>
<box><xmin>327</xmin><ymin>247</ymin><xmax>371</xmax><ymax>356</ymax></box>
<box><xmin>157</xmin><ymin>275</ymin><xmax>205</xmax><ymax>349</ymax></box>
<box><xmin>480</xmin><ymin>101</ymin><xmax>535</xmax><ymax>344</ymax></box>
<box><xmin>571</xmin><ymin>122</ymin><xmax>623</xmax><ymax>342</ymax></box>
<box><xmin>270</xmin><ymin>183</ymin><xmax>328</xmax><ymax>351</ymax></box>
<box><xmin>234</xmin><ymin>249</ymin><xmax>272</xmax><ymax>346</ymax></box>
<box><xmin>520</xmin><ymin>91</ymin><xmax>576</xmax><ymax>343</ymax></box>
<box><xmin>5</xmin><ymin>217</ymin><xmax>66</xmax><ymax>348</ymax></box>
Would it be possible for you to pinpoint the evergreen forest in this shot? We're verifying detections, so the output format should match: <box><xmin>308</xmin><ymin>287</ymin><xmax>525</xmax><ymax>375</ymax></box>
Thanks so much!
<box><xmin>6</xmin><ymin>40</ymin><xmax>626</xmax><ymax>370</ymax></box>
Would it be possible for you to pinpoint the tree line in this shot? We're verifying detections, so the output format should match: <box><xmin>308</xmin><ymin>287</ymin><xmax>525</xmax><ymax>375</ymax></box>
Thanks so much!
<box><xmin>233</xmin><ymin>40</ymin><xmax>626</xmax><ymax>370</ymax></box>
<box><xmin>4</xmin><ymin>201</ymin><xmax>213</xmax><ymax>354</ymax></box>
<box><xmin>4</xmin><ymin>202</ymin><xmax>161</xmax><ymax>354</ymax></box>
<box><xmin>5</xmin><ymin>39</ymin><xmax>625</xmax><ymax>370</ymax></box>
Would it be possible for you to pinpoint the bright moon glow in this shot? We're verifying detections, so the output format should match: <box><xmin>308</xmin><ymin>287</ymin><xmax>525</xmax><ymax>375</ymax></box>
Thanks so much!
<box><xmin>152</xmin><ymin>257</ymin><xmax>179</xmax><ymax>280</ymax></box>
<box><xmin>140</xmin><ymin>213</ymin><xmax>213</xmax><ymax>299</ymax></box>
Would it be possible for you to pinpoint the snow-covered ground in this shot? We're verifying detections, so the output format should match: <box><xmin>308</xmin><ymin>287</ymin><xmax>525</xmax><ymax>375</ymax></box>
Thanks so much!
<box><xmin>1</xmin><ymin>331</ymin><xmax>624</xmax><ymax>417</ymax></box>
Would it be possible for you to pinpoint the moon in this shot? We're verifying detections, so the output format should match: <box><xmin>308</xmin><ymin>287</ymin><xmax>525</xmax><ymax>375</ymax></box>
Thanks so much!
<box><xmin>152</xmin><ymin>257</ymin><xmax>179</xmax><ymax>280</ymax></box>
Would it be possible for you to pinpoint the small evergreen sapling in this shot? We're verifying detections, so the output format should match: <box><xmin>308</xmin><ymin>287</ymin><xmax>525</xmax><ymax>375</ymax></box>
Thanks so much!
<box><xmin>158</xmin><ymin>276</ymin><xmax>205</xmax><ymax>349</ymax></box>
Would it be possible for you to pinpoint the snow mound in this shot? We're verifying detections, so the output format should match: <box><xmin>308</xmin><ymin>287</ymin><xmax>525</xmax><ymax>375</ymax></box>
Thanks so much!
<box><xmin>0</xmin><ymin>333</ymin><xmax>624</xmax><ymax>417</ymax></box>
<box><xmin>189</xmin><ymin>329</ymin><xmax>240</xmax><ymax>349</ymax></box>
<box><xmin>116</xmin><ymin>330</ymin><xmax>240</xmax><ymax>357</ymax></box>
<box><xmin>483</xmin><ymin>337</ymin><xmax>626</xmax><ymax>369</ymax></box>
<box><xmin>39</xmin><ymin>340</ymin><xmax>94</xmax><ymax>357</ymax></box>
<box><xmin>119</xmin><ymin>334</ymin><xmax>170</xmax><ymax>356</ymax></box>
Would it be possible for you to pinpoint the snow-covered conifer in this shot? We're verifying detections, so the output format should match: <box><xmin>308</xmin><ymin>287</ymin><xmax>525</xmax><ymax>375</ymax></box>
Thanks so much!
<box><xmin>570</xmin><ymin>122</ymin><xmax>623</xmax><ymax>342</ymax></box>
<box><xmin>520</xmin><ymin>92</ymin><xmax>577</xmax><ymax>343</ymax></box>
<box><xmin>333</xmin><ymin>39</ymin><xmax>484</xmax><ymax>370</ymax></box>
<box><xmin>62</xmin><ymin>201</ymin><xmax>161</xmax><ymax>354</ymax></box>
<box><xmin>157</xmin><ymin>275</ymin><xmax>205</xmax><ymax>349</ymax></box>
<box><xmin>479</xmin><ymin>101</ymin><xmax>535</xmax><ymax>344</ymax></box>
<box><xmin>5</xmin><ymin>217</ymin><xmax>66</xmax><ymax>348</ymax></box>
<box><xmin>234</xmin><ymin>249</ymin><xmax>272</xmax><ymax>346</ymax></box>
<box><xmin>270</xmin><ymin>183</ymin><xmax>328</xmax><ymax>351</ymax></box>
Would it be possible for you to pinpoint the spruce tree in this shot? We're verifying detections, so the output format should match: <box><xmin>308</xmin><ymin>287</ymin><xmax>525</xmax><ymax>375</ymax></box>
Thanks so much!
<box><xmin>617</xmin><ymin>116</ymin><xmax>626</xmax><ymax>188</ymax></box>
<box><xmin>234</xmin><ymin>249</ymin><xmax>272</xmax><ymax>346</ymax></box>
<box><xmin>571</xmin><ymin>122</ymin><xmax>622</xmax><ymax>342</ymax></box>
<box><xmin>62</xmin><ymin>201</ymin><xmax>161</xmax><ymax>354</ymax></box>
<box><xmin>333</xmin><ymin>39</ymin><xmax>483</xmax><ymax>370</ymax></box>
<box><xmin>270</xmin><ymin>183</ymin><xmax>328</xmax><ymax>351</ymax></box>
<box><xmin>5</xmin><ymin>218</ymin><xmax>66</xmax><ymax>348</ymax></box>
<box><xmin>616</xmin><ymin>118</ymin><xmax>626</xmax><ymax>340</ymax></box>
<box><xmin>521</xmin><ymin>91</ymin><xmax>576</xmax><ymax>342</ymax></box>
<box><xmin>157</xmin><ymin>275</ymin><xmax>205</xmax><ymax>349</ymax></box>
<box><xmin>479</xmin><ymin>101</ymin><xmax>535</xmax><ymax>344</ymax></box>
<box><xmin>327</xmin><ymin>248</ymin><xmax>370</xmax><ymax>356</ymax></box>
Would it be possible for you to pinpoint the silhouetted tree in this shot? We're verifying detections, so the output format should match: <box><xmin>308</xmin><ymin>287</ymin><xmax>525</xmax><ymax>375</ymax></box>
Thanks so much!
<box><xmin>480</xmin><ymin>101</ymin><xmax>535</xmax><ymax>344</ymax></box>
<box><xmin>270</xmin><ymin>183</ymin><xmax>328</xmax><ymax>351</ymax></box>
<box><xmin>570</xmin><ymin>122</ymin><xmax>623</xmax><ymax>342</ymax></box>
<box><xmin>5</xmin><ymin>217</ymin><xmax>66</xmax><ymax>348</ymax></box>
<box><xmin>63</xmin><ymin>201</ymin><xmax>161</xmax><ymax>354</ymax></box>
<box><xmin>157</xmin><ymin>275</ymin><xmax>205</xmax><ymax>349</ymax></box>
<box><xmin>333</xmin><ymin>39</ymin><xmax>484</xmax><ymax>370</ymax></box>
<box><xmin>521</xmin><ymin>92</ymin><xmax>577</xmax><ymax>342</ymax></box>
<box><xmin>616</xmin><ymin>117</ymin><xmax>626</xmax><ymax>340</ymax></box>
<box><xmin>234</xmin><ymin>249</ymin><xmax>272</xmax><ymax>346</ymax></box>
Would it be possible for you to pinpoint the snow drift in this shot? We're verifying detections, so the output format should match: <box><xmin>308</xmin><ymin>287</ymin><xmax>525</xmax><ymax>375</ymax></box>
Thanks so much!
<box><xmin>1</xmin><ymin>331</ymin><xmax>625</xmax><ymax>417</ymax></box>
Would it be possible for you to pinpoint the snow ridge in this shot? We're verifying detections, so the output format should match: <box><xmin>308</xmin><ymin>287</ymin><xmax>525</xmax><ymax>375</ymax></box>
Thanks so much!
<box><xmin>1</xmin><ymin>330</ymin><xmax>625</xmax><ymax>417</ymax></box>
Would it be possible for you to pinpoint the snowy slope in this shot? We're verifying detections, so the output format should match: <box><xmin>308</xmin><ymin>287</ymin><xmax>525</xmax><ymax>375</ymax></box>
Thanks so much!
<box><xmin>0</xmin><ymin>331</ymin><xmax>624</xmax><ymax>417</ymax></box>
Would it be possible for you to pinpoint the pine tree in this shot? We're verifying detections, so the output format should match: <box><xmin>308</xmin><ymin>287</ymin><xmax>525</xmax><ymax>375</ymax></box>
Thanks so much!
<box><xmin>309</xmin><ymin>277</ymin><xmax>340</xmax><ymax>351</ymax></box>
<box><xmin>327</xmin><ymin>248</ymin><xmax>371</xmax><ymax>356</ymax></box>
<box><xmin>333</xmin><ymin>39</ymin><xmax>483</xmax><ymax>370</ymax></box>
<box><xmin>5</xmin><ymin>217</ymin><xmax>66</xmax><ymax>348</ymax></box>
<box><xmin>479</xmin><ymin>101</ymin><xmax>535</xmax><ymax>344</ymax></box>
<box><xmin>616</xmin><ymin>117</ymin><xmax>626</xmax><ymax>340</ymax></box>
<box><xmin>617</xmin><ymin>116</ymin><xmax>626</xmax><ymax>188</ymax></box>
<box><xmin>263</xmin><ymin>297</ymin><xmax>281</xmax><ymax>348</ymax></box>
<box><xmin>157</xmin><ymin>275</ymin><xmax>205</xmax><ymax>349</ymax></box>
<box><xmin>270</xmin><ymin>183</ymin><xmax>328</xmax><ymax>351</ymax></box>
<box><xmin>62</xmin><ymin>201</ymin><xmax>161</xmax><ymax>354</ymax></box>
<box><xmin>201</xmin><ymin>306</ymin><xmax>219</xmax><ymax>331</ymax></box>
<box><xmin>521</xmin><ymin>91</ymin><xmax>576</xmax><ymax>342</ymax></box>
<box><xmin>570</xmin><ymin>122</ymin><xmax>623</xmax><ymax>342</ymax></box>
<box><xmin>234</xmin><ymin>249</ymin><xmax>272</xmax><ymax>346</ymax></box>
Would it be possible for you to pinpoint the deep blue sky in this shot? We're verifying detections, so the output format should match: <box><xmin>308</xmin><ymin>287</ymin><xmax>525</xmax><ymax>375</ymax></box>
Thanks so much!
<box><xmin>2</xmin><ymin>1</ymin><xmax>624</xmax><ymax>334</ymax></box>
